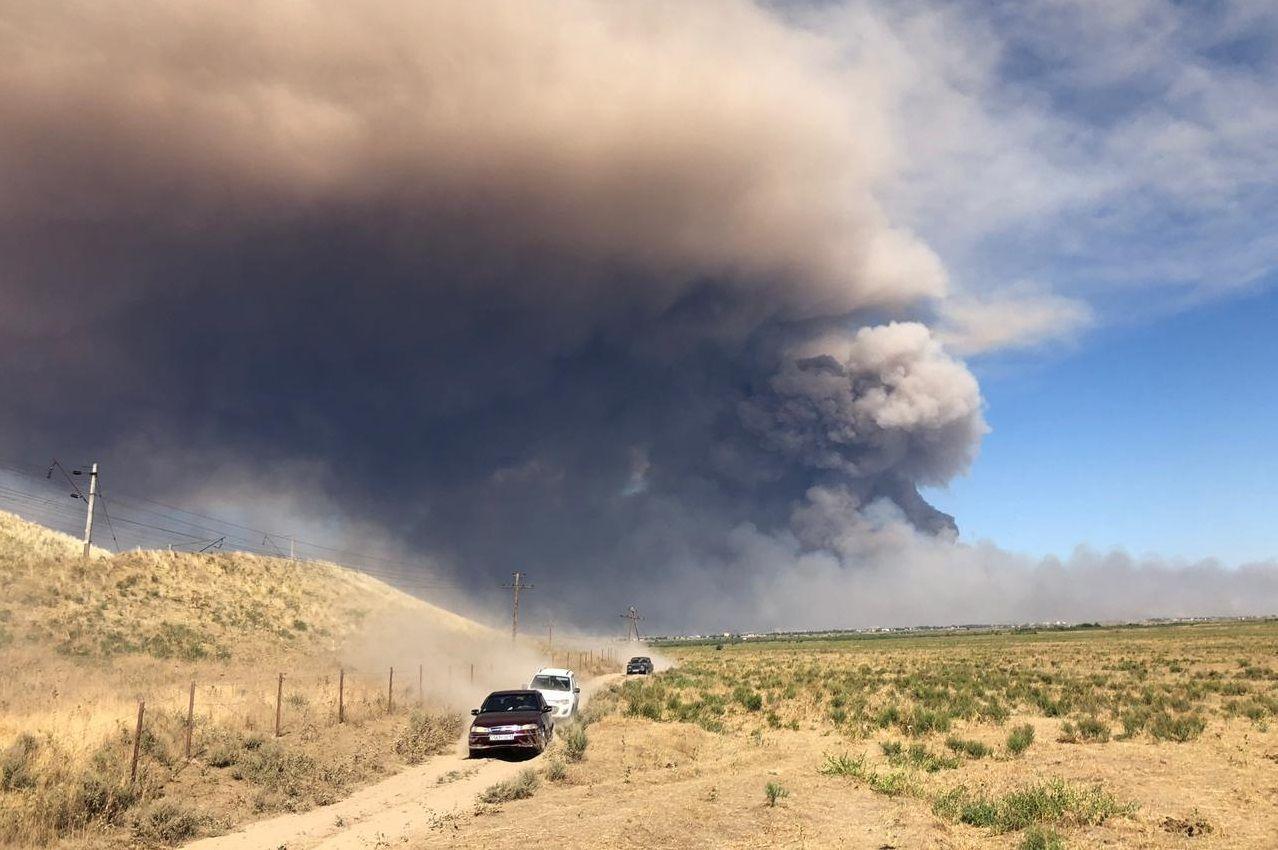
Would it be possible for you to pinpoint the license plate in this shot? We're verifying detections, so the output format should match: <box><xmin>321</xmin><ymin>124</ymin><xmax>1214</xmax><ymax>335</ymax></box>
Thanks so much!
<box><xmin>489</xmin><ymin>734</ymin><xmax>515</xmax><ymax>742</ymax></box>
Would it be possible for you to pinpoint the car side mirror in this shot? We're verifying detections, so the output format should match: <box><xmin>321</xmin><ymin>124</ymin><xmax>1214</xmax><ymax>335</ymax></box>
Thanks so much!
<box><xmin>573</xmin><ymin>687</ymin><xmax>580</xmax><ymax>693</ymax></box>
<box><xmin>541</xmin><ymin>705</ymin><xmax>552</xmax><ymax>713</ymax></box>
<box><xmin>470</xmin><ymin>708</ymin><xmax>479</xmax><ymax>716</ymax></box>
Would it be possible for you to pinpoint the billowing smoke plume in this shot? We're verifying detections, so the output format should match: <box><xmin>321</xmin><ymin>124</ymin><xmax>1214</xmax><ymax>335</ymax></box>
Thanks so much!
<box><xmin>0</xmin><ymin>0</ymin><xmax>1272</xmax><ymax>631</ymax></box>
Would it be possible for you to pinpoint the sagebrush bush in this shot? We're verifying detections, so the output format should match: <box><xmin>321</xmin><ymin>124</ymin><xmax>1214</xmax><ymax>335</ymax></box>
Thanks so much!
<box><xmin>561</xmin><ymin>724</ymin><xmax>588</xmax><ymax>763</ymax></box>
<box><xmin>0</xmin><ymin>733</ymin><xmax>143</xmax><ymax>845</ymax></box>
<box><xmin>1019</xmin><ymin>826</ymin><xmax>1066</xmax><ymax>850</ymax></box>
<box><xmin>1007</xmin><ymin>723</ymin><xmax>1035</xmax><ymax>755</ymax></box>
<box><xmin>1059</xmin><ymin>716</ymin><xmax>1110</xmax><ymax>744</ymax></box>
<box><xmin>479</xmin><ymin>768</ymin><xmax>539</xmax><ymax>803</ymax></box>
<box><xmin>132</xmin><ymin>798</ymin><xmax>205</xmax><ymax>845</ymax></box>
<box><xmin>945</xmin><ymin>736</ymin><xmax>992</xmax><ymax>759</ymax></box>
<box><xmin>394</xmin><ymin>710</ymin><xmax>459</xmax><ymax>764</ymax></box>
<box><xmin>1149</xmin><ymin>712</ymin><xmax>1206</xmax><ymax>742</ymax></box>
<box><xmin>764</xmin><ymin>781</ymin><xmax>789</xmax><ymax>807</ymax></box>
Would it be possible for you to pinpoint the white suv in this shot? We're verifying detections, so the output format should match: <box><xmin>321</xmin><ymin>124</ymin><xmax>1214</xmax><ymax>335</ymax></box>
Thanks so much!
<box><xmin>529</xmin><ymin>667</ymin><xmax>579</xmax><ymax>718</ymax></box>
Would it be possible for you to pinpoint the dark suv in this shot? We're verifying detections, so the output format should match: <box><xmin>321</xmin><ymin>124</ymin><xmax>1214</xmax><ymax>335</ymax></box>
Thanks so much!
<box><xmin>468</xmin><ymin>689</ymin><xmax>554</xmax><ymax>758</ymax></box>
<box><xmin>626</xmin><ymin>656</ymin><xmax>654</xmax><ymax>675</ymax></box>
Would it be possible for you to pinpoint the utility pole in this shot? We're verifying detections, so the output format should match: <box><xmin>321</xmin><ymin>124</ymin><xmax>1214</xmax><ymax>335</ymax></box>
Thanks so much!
<box><xmin>501</xmin><ymin>572</ymin><xmax>533</xmax><ymax>643</ymax></box>
<box><xmin>547</xmin><ymin>618</ymin><xmax>554</xmax><ymax>653</ymax></box>
<box><xmin>81</xmin><ymin>462</ymin><xmax>98</xmax><ymax>559</ymax></box>
<box><xmin>621</xmin><ymin>606</ymin><xmax>644</xmax><ymax>642</ymax></box>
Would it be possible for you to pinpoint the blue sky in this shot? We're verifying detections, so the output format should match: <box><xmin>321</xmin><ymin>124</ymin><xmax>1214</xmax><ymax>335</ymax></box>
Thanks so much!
<box><xmin>927</xmin><ymin>280</ymin><xmax>1278</xmax><ymax>564</ymax></box>
<box><xmin>856</xmin><ymin>0</ymin><xmax>1278</xmax><ymax>567</ymax></box>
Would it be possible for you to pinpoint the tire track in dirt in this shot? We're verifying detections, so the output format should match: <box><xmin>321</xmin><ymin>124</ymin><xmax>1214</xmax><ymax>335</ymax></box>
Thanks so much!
<box><xmin>186</xmin><ymin>674</ymin><xmax>623</xmax><ymax>849</ymax></box>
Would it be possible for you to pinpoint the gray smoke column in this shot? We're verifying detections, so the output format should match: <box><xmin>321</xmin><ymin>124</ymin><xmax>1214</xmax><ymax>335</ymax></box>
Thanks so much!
<box><xmin>0</xmin><ymin>0</ymin><xmax>1271</xmax><ymax>630</ymax></box>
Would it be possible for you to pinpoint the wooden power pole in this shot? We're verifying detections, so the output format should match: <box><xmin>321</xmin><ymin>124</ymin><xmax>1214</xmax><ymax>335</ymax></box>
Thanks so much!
<box><xmin>621</xmin><ymin>606</ymin><xmax>644</xmax><ymax>642</ymax></box>
<box><xmin>502</xmin><ymin>572</ymin><xmax>533</xmax><ymax>643</ymax></box>
<box><xmin>81</xmin><ymin>462</ymin><xmax>98</xmax><ymax>559</ymax></box>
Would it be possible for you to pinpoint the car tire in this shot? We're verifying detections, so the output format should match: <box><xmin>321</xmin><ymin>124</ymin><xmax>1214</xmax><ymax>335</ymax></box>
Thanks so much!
<box><xmin>469</xmin><ymin>749</ymin><xmax>481</xmax><ymax>759</ymax></box>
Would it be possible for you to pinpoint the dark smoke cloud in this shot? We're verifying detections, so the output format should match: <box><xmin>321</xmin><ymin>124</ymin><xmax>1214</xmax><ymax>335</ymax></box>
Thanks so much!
<box><xmin>1</xmin><ymin>0</ymin><xmax>1273</xmax><ymax>631</ymax></box>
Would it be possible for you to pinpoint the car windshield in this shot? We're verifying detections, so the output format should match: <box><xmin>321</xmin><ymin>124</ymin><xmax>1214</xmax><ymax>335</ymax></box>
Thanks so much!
<box><xmin>480</xmin><ymin>693</ymin><xmax>541</xmax><ymax>712</ymax></box>
<box><xmin>630</xmin><ymin>657</ymin><xmax>649</xmax><ymax>663</ymax></box>
<box><xmin>531</xmin><ymin>675</ymin><xmax>571</xmax><ymax>691</ymax></box>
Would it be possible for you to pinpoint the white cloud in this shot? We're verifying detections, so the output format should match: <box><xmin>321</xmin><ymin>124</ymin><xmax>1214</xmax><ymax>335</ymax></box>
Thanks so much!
<box><xmin>937</xmin><ymin>284</ymin><xmax>1094</xmax><ymax>355</ymax></box>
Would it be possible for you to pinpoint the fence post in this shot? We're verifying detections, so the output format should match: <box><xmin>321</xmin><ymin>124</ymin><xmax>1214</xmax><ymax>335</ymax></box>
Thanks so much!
<box><xmin>469</xmin><ymin>663</ymin><xmax>474</xmax><ymax>685</ymax></box>
<box><xmin>185</xmin><ymin>681</ymin><xmax>196</xmax><ymax>760</ymax></box>
<box><xmin>388</xmin><ymin>667</ymin><xmax>395</xmax><ymax>715</ymax></box>
<box><xmin>338</xmin><ymin>668</ymin><xmax>346</xmax><ymax>724</ymax></box>
<box><xmin>130</xmin><ymin>700</ymin><xmax>145</xmax><ymax>783</ymax></box>
<box><xmin>275</xmin><ymin>673</ymin><xmax>284</xmax><ymax>737</ymax></box>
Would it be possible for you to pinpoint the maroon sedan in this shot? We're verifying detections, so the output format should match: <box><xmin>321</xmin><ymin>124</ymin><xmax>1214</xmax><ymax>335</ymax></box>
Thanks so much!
<box><xmin>468</xmin><ymin>689</ymin><xmax>554</xmax><ymax>758</ymax></box>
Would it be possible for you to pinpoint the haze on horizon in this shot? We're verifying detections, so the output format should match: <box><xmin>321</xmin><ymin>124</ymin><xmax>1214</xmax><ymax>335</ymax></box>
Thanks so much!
<box><xmin>1</xmin><ymin>0</ymin><xmax>1276</xmax><ymax>633</ymax></box>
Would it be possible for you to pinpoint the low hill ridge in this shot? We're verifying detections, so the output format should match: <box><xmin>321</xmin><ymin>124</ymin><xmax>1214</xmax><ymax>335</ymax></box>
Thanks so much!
<box><xmin>0</xmin><ymin>509</ymin><xmax>484</xmax><ymax>661</ymax></box>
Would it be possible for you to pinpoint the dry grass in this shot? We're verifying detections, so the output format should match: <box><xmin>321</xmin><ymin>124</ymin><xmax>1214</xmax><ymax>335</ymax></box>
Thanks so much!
<box><xmin>0</xmin><ymin>511</ymin><xmax>482</xmax><ymax>847</ymax></box>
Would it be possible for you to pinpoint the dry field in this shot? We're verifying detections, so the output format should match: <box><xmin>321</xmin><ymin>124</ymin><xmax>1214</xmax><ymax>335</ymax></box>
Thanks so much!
<box><xmin>413</xmin><ymin>623</ymin><xmax>1278</xmax><ymax>850</ymax></box>
<box><xmin>0</xmin><ymin>511</ymin><xmax>615</xmax><ymax>848</ymax></box>
<box><xmin>6</xmin><ymin>505</ymin><xmax>1278</xmax><ymax>849</ymax></box>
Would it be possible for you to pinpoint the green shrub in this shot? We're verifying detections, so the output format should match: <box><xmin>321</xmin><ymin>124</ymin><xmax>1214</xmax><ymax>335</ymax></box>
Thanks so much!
<box><xmin>935</xmin><ymin>777</ymin><xmax>1134</xmax><ymax>833</ymax></box>
<box><xmin>561</xmin><ymin>725</ymin><xmax>588</xmax><ymax>763</ymax></box>
<box><xmin>882</xmin><ymin>740</ymin><xmax>958</xmax><ymax>772</ymax></box>
<box><xmin>905</xmin><ymin>706</ymin><xmax>951</xmax><ymax>736</ymax></box>
<box><xmin>544</xmin><ymin>759</ymin><xmax>566</xmax><ymax>782</ymax></box>
<box><xmin>933</xmin><ymin>778</ymin><xmax>1132</xmax><ymax>833</ymax></box>
<box><xmin>1149</xmin><ymin>712</ymin><xmax>1206</xmax><ymax>742</ymax></box>
<box><xmin>867</xmin><ymin>770</ymin><xmax>915</xmax><ymax>797</ymax></box>
<box><xmin>1059</xmin><ymin>716</ymin><xmax>1109</xmax><ymax>744</ymax></box>
<box><xmin>1020</xmin><ymin>826</ymin><xmax>1067</xmax><ymax>850</ymax></box>
<box><xmin>945</xmin><ymin>736</ymin><xmax>992</xmax><ymax>758</ymax></box>
<box><xmin>1007</xmin><ymin>723</ymin><xmax>1035</xmax><ymax>755</ymax></box>
<box><xmin>819</xmin><ymin>752</ymin><xmax>866</xmax><ymax>777</ymax></box>
<box><xmin>875</xmin><ymin>704</ymin><xmax>901</xmax><ymax>728</ymax></box>
<box><xmin>764</xmin><ymin>781</ymin><xmax>789</xmax><ymax>807</ymax></box>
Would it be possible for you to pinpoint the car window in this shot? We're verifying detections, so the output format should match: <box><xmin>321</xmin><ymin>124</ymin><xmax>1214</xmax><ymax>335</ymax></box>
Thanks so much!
<box><xmin>480</xmin><ymin>693</ymin><xmax>540</xmax><ymax>712</ymax></box>
<box><xmin>531</xmin><ymin>675</ymin><xmax>571</xmax><ymax>691</ymax></box>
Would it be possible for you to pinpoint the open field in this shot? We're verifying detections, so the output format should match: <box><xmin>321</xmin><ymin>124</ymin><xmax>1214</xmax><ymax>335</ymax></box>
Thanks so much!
<box><xmin>6</xmin><ymin>506</ymin><xmax>1278</xmax><ymax>849</ymax></box>
<box><xmin>409</xmin><ymin>622</ymin><xmax>1278</xmax><ymax>849</ymax></box>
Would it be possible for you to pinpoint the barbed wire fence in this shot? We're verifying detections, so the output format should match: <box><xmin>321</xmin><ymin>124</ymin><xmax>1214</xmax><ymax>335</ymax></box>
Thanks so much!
<box><xmin>0</xmin><ymin>454</ymin><xmax>635</xmax><ymax>784</ymax></box>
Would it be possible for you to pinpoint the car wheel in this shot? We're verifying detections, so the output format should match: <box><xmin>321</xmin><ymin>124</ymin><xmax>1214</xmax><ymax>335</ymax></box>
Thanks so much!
<box><xmin>469</xmin><ymin>749</ymin><xmax>482</xmax><ymax>759</ymax></box>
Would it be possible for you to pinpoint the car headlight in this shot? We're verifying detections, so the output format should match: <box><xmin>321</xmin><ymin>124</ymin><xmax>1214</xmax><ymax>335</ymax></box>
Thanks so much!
<box><xmin>517</xmin><ymin>723</ymin><xmax>539</xmax><ymax>731</ymax></box>
<box><xmin>471</xmin><ymin>726</ymin><xmax>490</xmax><ymax>734</ymax></box>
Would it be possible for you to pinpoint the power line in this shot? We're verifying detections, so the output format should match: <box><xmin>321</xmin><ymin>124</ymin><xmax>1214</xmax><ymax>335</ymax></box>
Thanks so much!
<box><xmin>96</xmin><ymin>493</ymin><xmax>121</xmax><ymax>552</ymax></box>
<box><xmin>0</xmin><ymin>457</ymin><xmax>465</xmax><ymax>594</ymax></box>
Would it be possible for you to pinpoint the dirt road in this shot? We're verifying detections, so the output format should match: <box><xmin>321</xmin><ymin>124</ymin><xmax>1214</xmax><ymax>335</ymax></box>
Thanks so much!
<box><xmin>186</xmin><ymin>674</ymin><xmax>622</xmax><ymax>850</ymax></box>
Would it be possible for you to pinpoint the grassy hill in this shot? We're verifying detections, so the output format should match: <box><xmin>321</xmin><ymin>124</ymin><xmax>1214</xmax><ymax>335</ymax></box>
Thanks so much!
<box><xmin>0</xmin><ymin>509</ymin><xmax>482</xmax><ymax>662</ymax></box>
<box><xmin>0</xmin><ymin>510</ymin><xmax>494</xmax><ymax>847</ymax></box>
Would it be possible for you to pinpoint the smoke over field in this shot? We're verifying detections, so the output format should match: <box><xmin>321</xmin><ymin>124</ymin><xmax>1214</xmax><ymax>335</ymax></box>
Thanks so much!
<box><xmin>1</xmin><ymin>0</ymin><xmax>1274</xmax><ymax>631</ymax></box>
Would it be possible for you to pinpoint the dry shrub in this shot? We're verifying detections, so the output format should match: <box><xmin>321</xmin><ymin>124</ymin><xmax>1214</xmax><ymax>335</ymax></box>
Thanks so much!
<box><xmin>479</xmin><ymin>768</ymin><xmax>539</xmax><ymax>804</ymax></box>
<box><xmin>394</xmin><ymin>710</ymin><xmax>461</xmax><ymax>764</ymax></box>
